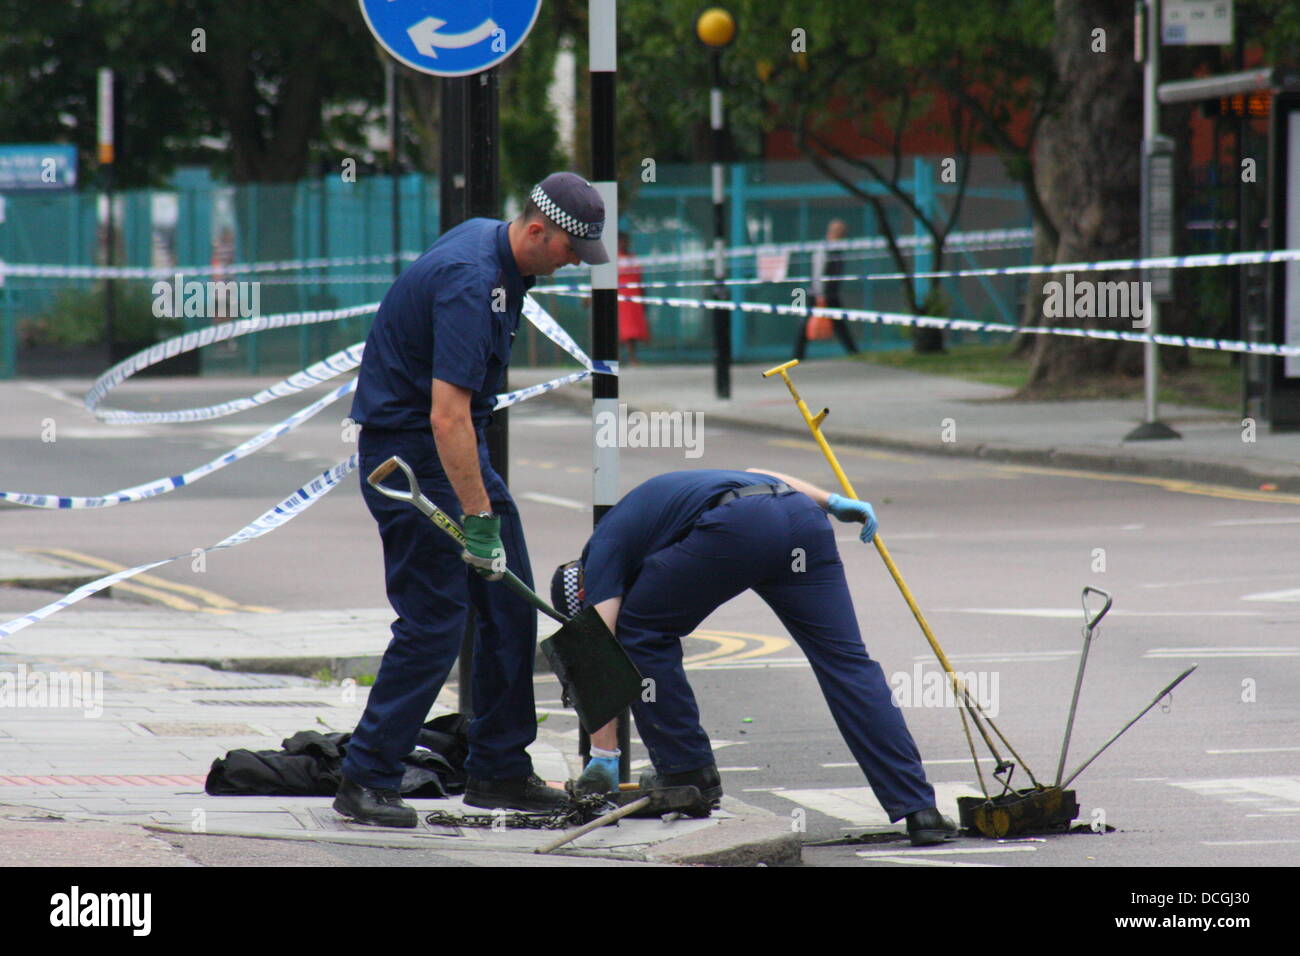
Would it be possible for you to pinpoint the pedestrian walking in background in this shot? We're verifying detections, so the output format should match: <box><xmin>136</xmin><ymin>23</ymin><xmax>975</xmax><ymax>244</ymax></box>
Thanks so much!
<box><xmin>617</xmin><ymin>232</ymin><xmax>650</xmax><ymax>366</ymax></box>
<box><xmin>793</xmin><ymin>218</ymin><xmax>860</xmax><ymax>361</ymax></box>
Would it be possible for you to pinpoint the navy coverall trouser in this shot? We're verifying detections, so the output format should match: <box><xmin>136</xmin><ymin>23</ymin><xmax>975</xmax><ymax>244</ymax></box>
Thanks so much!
<box><xmin>617</xmin><ymin>490</ymin><xmax>935</xmax><ymax>822</ymax></box>
<box><xmin>341</xmin><ymin>427</ymin><xmax>538</xmax><ymax>790</ymax></box>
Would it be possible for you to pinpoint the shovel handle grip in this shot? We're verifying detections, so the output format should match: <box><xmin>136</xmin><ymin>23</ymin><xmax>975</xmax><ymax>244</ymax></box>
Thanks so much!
<box><xmin>368</xmin><ymin>457</ymin><xmax>401</xmax><ymax>486</ymax></box>
<box><xmin>1082</xmin><ymin>586</ymin><xmax>1112</xmax><ymax>633</ymax></box>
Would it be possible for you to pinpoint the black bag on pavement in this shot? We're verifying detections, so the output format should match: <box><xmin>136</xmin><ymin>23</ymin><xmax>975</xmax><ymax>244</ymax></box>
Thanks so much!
<box><xmin>205</xmin><ymin>713</ymin><xmax>470</xmax><ymax>798</ymax></box>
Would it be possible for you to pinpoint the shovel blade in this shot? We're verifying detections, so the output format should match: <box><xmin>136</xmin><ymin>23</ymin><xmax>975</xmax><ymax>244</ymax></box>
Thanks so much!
<box><xmin>540</xmin><ymin>606</ymin><xmax>642</xmax><ymax>734</ymax></box>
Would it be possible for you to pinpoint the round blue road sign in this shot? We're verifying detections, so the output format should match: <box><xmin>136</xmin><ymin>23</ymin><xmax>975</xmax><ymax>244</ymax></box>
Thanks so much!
<box><xmin>358</xmin><ymin>0</ymin><xmax>542</xmax><ymax>78</ymax></box>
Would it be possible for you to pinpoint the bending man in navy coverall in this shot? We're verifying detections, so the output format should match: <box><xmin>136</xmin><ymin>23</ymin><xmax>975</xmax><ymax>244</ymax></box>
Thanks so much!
<box><xmin>335</xmin><ymin>173</ymin><xmax>609</xmax><ymax>827</ymax></box>
<box><xmin>552</xmin><ymin>468</ymin><xmax>956</xmax><ymax>845</ymax></box>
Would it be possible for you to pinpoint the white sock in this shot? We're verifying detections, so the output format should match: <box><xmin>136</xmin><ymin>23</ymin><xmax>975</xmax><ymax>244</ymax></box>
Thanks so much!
<box><xmin>590</xmin><ymin>746</ymin><xmax>621</xmax><ymax>759</ymax></box>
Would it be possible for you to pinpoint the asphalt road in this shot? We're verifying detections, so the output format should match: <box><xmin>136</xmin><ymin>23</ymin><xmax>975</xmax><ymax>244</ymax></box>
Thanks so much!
<box><xmin>2</xmin><ymin>376</ymin><xmax>1298</xmax><ymax>869</ymax></box>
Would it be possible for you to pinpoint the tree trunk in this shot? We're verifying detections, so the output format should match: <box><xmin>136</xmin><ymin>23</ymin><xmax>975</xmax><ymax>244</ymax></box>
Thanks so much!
<box><xmin>1026</xmin><ymin>0</ymin><xmax>1144</xmax><ymax>389</ymax></box>
<box><xmin>1010</xmin><ymin>221</ymin><xmax>1059</xmax><ymax>357</ymax></box>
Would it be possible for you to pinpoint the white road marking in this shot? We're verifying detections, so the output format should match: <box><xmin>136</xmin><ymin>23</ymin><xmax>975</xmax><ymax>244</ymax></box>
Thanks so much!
<box><xmin>858</xmin><ymin>856</ymin><xmax>998</xmax><ymax>867</ymax></box>
<box><xmin>1201</xmin><ymin>839</ymin><xmax>1300</xmax><ymax>847</ymax></box>
<box><xmin>742</xmin><ymin>787</ymin><xmax>786</xmax><ymax>792</ymax></box>
<box><xmin>517</xmin><ymin>491</ymin><xmax>589</xmax><ymax>511</ymax></box>
<box><xmin>690</xmin><ymin>660</ymin><xmax>810</xmax><ymax>670</ymax></box>
<box><xmin>202</xmin><ymin>424</ymin><xmax>271</xmax><ymax>436</ymax></box>
<box><xmin>1206</xmin><ymin>746</ymin><xmax>1300</xmax><ymax>755</ymax></box>
<box><xmin>1240</xmin><ymin>588</ymin><xmax>1300</xmax><ymax>603</ymax></box>
<box><xmin>1146</xmin><ymin>647</ymin><xmax>1298</xmax><ymax>658</ymax></box>
<box><xmin>1210</xmin><ymin>517</ymin><xmax>1300</xmax><ymax>526</ymax></box>
<box><xmin>513</xmin><ymin>416</ymin><xmax>586</xmax><ymax>427</ymax></box>
<box><xmin>20</xmin><ymin>383</ymin><xmax>87</xmax><ymax>410</ymax></box>
<box><xmin>912</xmin><ymin>650</ymin><xmax>1078</xmax><ymax>664</ymax></box>
<box><xmin>1170</xmin><ymin>777</ymin><xmax>1300</xmax><ymax>816</ymax></box>
<box><xmin>718</xmin><ymin>766</ymin><xmax>761</xmax><ymax>773</ymax></box>
<box><xmin>1119</xmin><ymin>523</ymin><xmax>1145</xmax><ymax>530</ymax></box>
<box><xmin>857</xmin><ymin>845</ymin><xmax>1036</xmax><ymax>857</ymax></box>
<box><xmin>56</xmin><ymin>428</ymin><xmax>159</xmax><ymax>439</ymax></box>
<box><xmin>822</xmin><ymin>757</ymin><xmax>994</xmax><ymax>769</ymax></box>
<box><xmin>773</xmin><ymin>783</ymin><xmax>980</xmax><ymax>826</ymax></box>
<box><xmin>940</xmin><ymin>608</ymin><xmax>1265</xmax><ymax>618</ymax></box>
<box><xmin>1142</xmin><ymin>573</ymin><xmax>1300</xmax><ymax>589</ymax></box>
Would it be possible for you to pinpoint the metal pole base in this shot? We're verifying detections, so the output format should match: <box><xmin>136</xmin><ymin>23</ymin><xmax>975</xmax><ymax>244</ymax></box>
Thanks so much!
<box><xmin>1123</xmin><ymin>420</ymin><xmax>1182</xmax><ymax>441</ymax></box>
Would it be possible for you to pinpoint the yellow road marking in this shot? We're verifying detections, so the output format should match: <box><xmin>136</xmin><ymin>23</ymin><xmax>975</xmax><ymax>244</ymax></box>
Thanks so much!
<box><xmin>22</xmin><ymin>547</ymin><xmax>279</xmax><ymax>613</ymax></box>
<box><xmin>768</xmin><ymin>437</ymin><xmax>1300</xmax><ymax>504</ymax></box>
<box><xmin>989</xmin><ymin>463</ymin><xmax>1300</xmax><ymax>505</ymax></box>
<box><xmin>695</xmin><ymin>629</ymin><xmax>792</xmax><ymax>661</ymax></box>
<box><xmin>682</xmin><ymin>629</ymin><xmax>793</xmax><ymax>667</ymax></box>
<box><xmin>681</xmin><ymin>632</ymin><xmax>748</xmax><ymax>666</ymax></box>
<box><xmin>768</xmin><ymin>437</ymin><xmax>922</xmax><ymax>464</ymax></box>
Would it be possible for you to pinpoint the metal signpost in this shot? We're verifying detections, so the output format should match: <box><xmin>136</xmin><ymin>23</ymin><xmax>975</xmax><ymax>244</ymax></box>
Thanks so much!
<box><xmin>358</xmin><ymin>0</ymin><xmax>542</xmax><ymax>714</ymax></box>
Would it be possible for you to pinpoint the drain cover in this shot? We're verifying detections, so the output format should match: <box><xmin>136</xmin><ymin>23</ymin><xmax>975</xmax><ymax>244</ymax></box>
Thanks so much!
<box><xmin>193</xmin><ymin>700</ymin><xmax>324</xmax><ymax>707</ymax></box>
<box><xmin>138</xmin><ymin>722</ymin><xmax>260</xmax><ymax>737</ymax></box>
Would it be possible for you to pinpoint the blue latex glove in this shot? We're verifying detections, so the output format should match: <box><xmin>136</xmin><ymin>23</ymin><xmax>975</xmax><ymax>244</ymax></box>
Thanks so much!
<box><xmin>576</xmin><ymin>755</ymin><xmax>619</xmax><ymax>795</ymax></box>
<box><xmin>826</xmin><ymin>493</ymin><xmax>878</xmax><ymax>543</ymax></box>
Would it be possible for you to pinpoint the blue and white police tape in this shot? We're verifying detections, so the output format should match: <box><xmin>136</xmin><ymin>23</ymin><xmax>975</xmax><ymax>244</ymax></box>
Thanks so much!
<box><xmin>84</xmin><ymin>301</ymin><xmax>381</xmax><ymax>417</ymax></box>
<box><xmin>88</xmin><ymin>296</ymin><xmax>609</xmax><ymax>424</ymax></box>
<box><xmin>592</xmin><ymin>291</ymin><xmax>1300</xmax><ymax>359</ymax></box>
<box><xmin>4</xmin><ymin>295</ymin><xmax>614</xmax><ymax>509</ymax></box>
<box><xmin>535</xmin><ymin>260</ymin><xmax>1035</xmax><ymax>294</ymax></box>
<box><xmin>0</xmin><ymin>252</ymin><xmax>420</xmax><ymax>283</ymax></box>
<box><xmin>0</xmin><ymin>363</ymin><xmax>599</xmax><ymax>512</ymax></box>
<box><xmin>0</xmin><ymin>456</ymin><xmax>359</xmax><ymax>639</ymax></box>
<box><xmin>96</xmin><ymin>343</ymin><xmax>367</xmax><ymax>426</ymax></box>
<box><xmin>521</xmin><ymin>296</ymin><xmax>617</xmax><ymax>377</ymax></box>
<box><xmin>866</xmin><ymin>246</ymin><xmax>1300</xmax><ymax>283</ymax></box>
<box><xmin>615</xmin><ymin>226</ymin><xmax>1035</xmax><ymax>270</ymax></box>
<box><xmin>1</xmin><ymin>379</ymin><xmax>357</xmax><ymax>509</ymax></box>
<box><xmin>0</xmin><ymin>290</ymin><xmax>616</xmax><ymax>631</ymax></box>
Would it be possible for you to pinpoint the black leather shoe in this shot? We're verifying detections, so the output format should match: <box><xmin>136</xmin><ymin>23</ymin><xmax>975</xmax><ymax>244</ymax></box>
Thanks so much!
<box><xmin>464</xmin><ymin>773</ymin><xmax>572</xmax><ymax>812</ymax></box>
<box><xmin>637</xmin><ymin>763</ymin><xmax>723</xmax><ymax>816</ymax></box>
<box><xmin>333</xmin><ymin>775</ymin><xmax>418</xmax><ymax>828</ymax></box>
<box><xmin>906</xmin><ymin>807</ymin><xmax>958</xmax><ymax>846</ymax></box>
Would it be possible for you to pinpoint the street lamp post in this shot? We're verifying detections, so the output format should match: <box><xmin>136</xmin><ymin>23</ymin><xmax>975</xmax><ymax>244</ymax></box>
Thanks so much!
<box><xmin>696</xmin><ymin>7</ymin><xmax>735</xmax><ymax>400</ymax></box>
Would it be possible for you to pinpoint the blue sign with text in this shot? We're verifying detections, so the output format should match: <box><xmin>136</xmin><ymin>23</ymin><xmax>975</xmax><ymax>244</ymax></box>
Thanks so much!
<box><xmin>358</xmin><ymin>0</ymin><xmax>542</xmax><ymax>77</ymax></box>
<box><xmin>0</xmin><ymin>145</ymin><xmax>77</xmax><ymax>191</ymax></box>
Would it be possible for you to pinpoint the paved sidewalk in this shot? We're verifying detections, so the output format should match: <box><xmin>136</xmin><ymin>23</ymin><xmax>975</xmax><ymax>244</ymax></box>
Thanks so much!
<box><xmin>0</xmin><ymin>610</ymin><xmax>801</xmax><ymax>866</ymax></box>
<box><xmin>515</xmin><ymin>360</ymin><xmax>1300</xmax><ymax>494</ymax></box>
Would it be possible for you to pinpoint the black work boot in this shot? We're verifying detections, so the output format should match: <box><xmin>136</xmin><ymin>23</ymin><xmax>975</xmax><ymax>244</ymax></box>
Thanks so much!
<box><xmin>464</xmin><ymin>773</ymin><xmax>572</xmax><ymax>812</ymax></box>
<box><xmin>906</xmin><ymin>807</ymin><xmax>958</xmax><ymax>846</ymax></box>
<box><xmin>638</xmin><ymin>763</ymin><xmax>723</xmax><ymax>816</ymax></box>
<box><xmin>333</xmin><ymin>775</ymin><xmax>418</xmax><ymax>828</ymax></box>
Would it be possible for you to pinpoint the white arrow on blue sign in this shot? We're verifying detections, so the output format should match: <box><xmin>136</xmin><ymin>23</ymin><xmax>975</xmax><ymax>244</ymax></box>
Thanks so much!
<box><xmin>359</xmin><ymin>0</ymin><xmax>542</xmax><ymax>77</ymax></box>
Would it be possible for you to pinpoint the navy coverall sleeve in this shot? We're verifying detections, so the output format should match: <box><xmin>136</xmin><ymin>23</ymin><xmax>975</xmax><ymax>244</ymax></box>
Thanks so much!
<box><xmin>431</xmin><ymin>274</ymin><xmax>497</xmax><ymax>393</ymax></box>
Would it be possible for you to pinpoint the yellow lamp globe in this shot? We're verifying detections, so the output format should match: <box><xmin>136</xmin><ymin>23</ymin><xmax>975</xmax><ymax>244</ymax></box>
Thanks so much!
<box><xmin>696</xmin><ymin>7</ymin><xmax>736</xmax><ymax>48</ymax></box>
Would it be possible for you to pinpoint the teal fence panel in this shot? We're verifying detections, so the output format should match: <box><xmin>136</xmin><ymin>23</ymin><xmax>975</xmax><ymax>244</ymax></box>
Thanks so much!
<box><xmin>1</xmin><ymin>158</ymin><xmax>1029</xmax><ymax>379</ymax></box>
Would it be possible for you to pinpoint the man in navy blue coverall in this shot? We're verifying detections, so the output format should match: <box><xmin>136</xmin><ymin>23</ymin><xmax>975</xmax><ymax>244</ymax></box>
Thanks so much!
<box><xmin>334</xmin><ymin>173</ymin><xmax>609</xmax><ymax>827</ymax></box>
<box><xmin>551</xmin><ymin>468</ymin><xmax>957</xmax><ymax>846</ymax></box>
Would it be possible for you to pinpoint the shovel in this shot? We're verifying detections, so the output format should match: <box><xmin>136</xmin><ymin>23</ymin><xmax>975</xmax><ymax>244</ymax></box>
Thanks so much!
<box><xmin>366</xmin><ymin>456</ymin><xmax>642</xmax><ymax>735</ymax></box>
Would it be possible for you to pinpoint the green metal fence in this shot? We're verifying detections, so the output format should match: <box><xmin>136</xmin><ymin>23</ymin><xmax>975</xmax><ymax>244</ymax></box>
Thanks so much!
<box><xmin>0</xmin><ymin>159</ymin><xmax>1031</xmax><ymax>379</ymax></box>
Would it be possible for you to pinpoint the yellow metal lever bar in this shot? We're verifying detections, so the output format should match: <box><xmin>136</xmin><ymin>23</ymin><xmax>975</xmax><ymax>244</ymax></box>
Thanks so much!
<box><xmin>762</xmin><ymin>359</ymin><xmax>1039</xmax><ymax>786</ymax></box>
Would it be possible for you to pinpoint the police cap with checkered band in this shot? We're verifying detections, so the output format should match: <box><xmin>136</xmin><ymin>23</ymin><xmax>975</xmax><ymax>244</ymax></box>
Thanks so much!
<box><xmin>530</xmin><ymin>172</ymin><xmax>609</xmax><ymax>265</ymax></box>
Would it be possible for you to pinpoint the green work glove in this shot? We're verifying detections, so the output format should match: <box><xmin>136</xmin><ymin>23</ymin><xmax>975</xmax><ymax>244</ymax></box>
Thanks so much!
<box><xmin>461</xmin><ymin>513</ymin><xmax>505</xmax><ymax>581</ymax></box>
